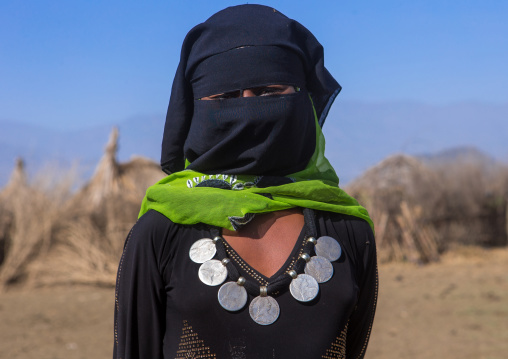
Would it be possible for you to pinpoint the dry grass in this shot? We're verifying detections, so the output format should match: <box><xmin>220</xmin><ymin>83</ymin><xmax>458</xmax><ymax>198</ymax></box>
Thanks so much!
<box><xmin>0</xmin><ymin>160</ymin><xmax>73</xmax><ymax>289</ymax></box>
<box><xmin>347</xmin><ymin>154</ymin><xmax>508</xmax><ymax>264</ymax></box>
<box><xmin>0</xmin><ymin>129</ymin><xmax>165</xmax><ymax>290</ymax></box>
<box><xmin>31</xmin><ymin>193</ymin><xmax>142</xmax><ymax>287</ymax></box>
<box><xmin>0</xmin><ymin>138</ymin><xmax>506</xmax><ymax>289</ymax></box>
<box><xmin>30</xmin><ymin>218</ymin><xmax>120</xmax><ymax>286</ymax></box>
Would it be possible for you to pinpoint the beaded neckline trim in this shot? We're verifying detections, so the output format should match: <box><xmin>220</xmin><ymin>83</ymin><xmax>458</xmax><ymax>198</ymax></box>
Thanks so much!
<box><xmin>188</xmin><ymin>208</ymin><xmax>342</xmax><ymax>325</ymax></box>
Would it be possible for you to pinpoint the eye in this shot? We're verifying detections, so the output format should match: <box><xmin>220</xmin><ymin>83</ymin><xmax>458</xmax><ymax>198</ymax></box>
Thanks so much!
<box><xmin>201</xmin><ymin>90</ymin><xmax>241</xmax><ymax>100</ymax></box>
<box><xmin>199</xmin><ymin>85</ymin><xmax>297</xmax><ymax>100</ymax></box>
<box><xmin>258</xmin><ymin>87</ymin><xmax>285</xmax><ymax>96</ymax></box>
<box><xmin>250</xmin><ymin>85</ymin><xmax>296</xmax><ymax>96</ymax></box>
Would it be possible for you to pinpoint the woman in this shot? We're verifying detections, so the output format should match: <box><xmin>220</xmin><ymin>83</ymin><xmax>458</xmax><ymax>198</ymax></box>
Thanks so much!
<box><xmin>114</xmin><ymin>5</ymin><xmax>377</xmax><ymax>359</ymax></box>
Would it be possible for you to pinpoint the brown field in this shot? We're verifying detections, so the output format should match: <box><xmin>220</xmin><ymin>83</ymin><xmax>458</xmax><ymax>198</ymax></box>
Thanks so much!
<box><xmin>1</xmin><ymin>245</ymin><xmax>507</xmax><ymax>359</ymax></box>
<box><xmin>1</xmin><ymin>136</ymin><xmax>507</xmax><ymax>358</ymax></box>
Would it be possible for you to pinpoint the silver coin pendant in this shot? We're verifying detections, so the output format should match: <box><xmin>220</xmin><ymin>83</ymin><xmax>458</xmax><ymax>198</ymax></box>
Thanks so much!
<box><xmin>249</xmin><ymin>296</ymin><xmax>280</xmax><ymax>325</ymax></box>
<box><xmin>189</xmin><ymin>238</ymin><xmax>216</xmax><ymax>263</ymax></box>
<box><xmin>198</xmin><ymin>259</ymin><xmax>227</xmax><ymax>286</ymax></box>
<box><xmin>218</xmin><ymin>282</ymin><xmax>248</xmax><ymax>312</ymax></box>
<box><xmin>304</xmin><ymin>256</ymin><xmax>334</xmax><ymax>283</ymax></box>
<box><xmin>289</xmin><ymin>273</ymin><xmax>319</xmax><ymax>302</ymax></box>
<box><xmin>315</xmin><ymin>236</ymin><xmax>342</xmax><ymax>262</ymax></box>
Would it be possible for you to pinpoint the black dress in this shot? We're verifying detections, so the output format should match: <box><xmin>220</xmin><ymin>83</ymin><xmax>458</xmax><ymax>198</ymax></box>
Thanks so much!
<box><xmin>114</xmin><ymin>209</ymin><xmax>377</xmax><ymax>359</ymax></box>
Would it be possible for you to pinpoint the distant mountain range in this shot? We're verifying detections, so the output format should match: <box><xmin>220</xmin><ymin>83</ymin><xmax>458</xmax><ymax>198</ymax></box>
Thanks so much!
<box><xmin>418</xmin><ymin>146</ymin><xmax>498</xmax><ymax>165</ymax></box>
<box><xmin>1</xmin><ymin>101</ymin><xmax>506</xmax><ymax>187</ymax></box>
<box><xmin>323</xmin><ymin>100</ymin><xmax>507</xmax><ymax>183</ymax></box>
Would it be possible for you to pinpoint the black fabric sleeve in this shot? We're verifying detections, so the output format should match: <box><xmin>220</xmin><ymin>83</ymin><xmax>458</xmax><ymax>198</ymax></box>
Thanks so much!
<box><xmin>113</xmin><ymin>212</ymin><xmax>169</xmax><ymax>359</ymax></box>
<box><xmin>345</xmin><ymin>219</ymin><xmax>378</xmax><ymax>359</ymax></box>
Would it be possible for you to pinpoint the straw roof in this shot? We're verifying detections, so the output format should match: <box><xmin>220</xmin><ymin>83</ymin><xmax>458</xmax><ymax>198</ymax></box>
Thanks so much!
<box><xmin>71</xmin><ymin>127</ymin><xmax>165</xmax><ymax>210</ymax></box>
<box><xmin>347</xmin><ymin>154</ymin><xmax>435</xmax><ymax>196</ymax></box>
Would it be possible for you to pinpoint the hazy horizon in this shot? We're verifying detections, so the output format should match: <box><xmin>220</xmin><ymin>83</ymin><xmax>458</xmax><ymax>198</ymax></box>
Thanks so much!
<box><xmin>1</xmin><ymin>1</ymin><xmax>506</xmax><ymax>186</ymax></box>
<box><xmin>1</xmin><ymin>99</ymin><xmax>506</xmax><ymax>187</ymax></box>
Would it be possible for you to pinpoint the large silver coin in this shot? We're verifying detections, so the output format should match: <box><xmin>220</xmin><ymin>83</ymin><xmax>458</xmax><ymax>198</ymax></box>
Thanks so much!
<box><xmin>304</xmin><ymin>256</ymin><xmax>334</xmax><ymax>283</ymax></box>
<box><xmin>249</xmin><ymin>296</ymin><xmax>280</xmax><ymax>325</ymax></box>
<box><xmin>289</xmin><ymin>273</ymin><xmax>319</xmax><ymax>302</ymax></box>
<box><xmin>189</xmin><ymin>238</ymin><xmax>216</xmax><ymax>263</ymax></box>
<box><xmin>198</xmin><ymin>259</ymin><xmax>227</xmax><ymax>286</ymax></box>
<box><xmin>218</xmin><ymin>282</ymin><xmax>248</xmax><ymax>312</ymax></box>
<box><xmin>315</xmin><ymin>236</ymin><xmax>342</xmax><ymax>262</ymax></box>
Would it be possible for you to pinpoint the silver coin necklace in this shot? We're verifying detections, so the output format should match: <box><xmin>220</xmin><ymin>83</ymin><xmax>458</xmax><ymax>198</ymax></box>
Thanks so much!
<box><xmin>188</xmin><ymin>208</ymin><xmax>342</xmax><ymax>325</ymax></box>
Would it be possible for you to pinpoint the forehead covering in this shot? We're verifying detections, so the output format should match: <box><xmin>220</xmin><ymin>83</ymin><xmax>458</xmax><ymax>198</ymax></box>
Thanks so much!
<box><xmin>161</xmin><ymin>4</ymin><xmax>341</xmax><ymax>174</ymax></box>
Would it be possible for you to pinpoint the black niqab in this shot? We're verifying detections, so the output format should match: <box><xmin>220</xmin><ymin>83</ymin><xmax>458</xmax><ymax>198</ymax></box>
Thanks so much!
<box><xmin>161</xmin><ymin>4</ymin><xmax>341</xmax><ymax>175</ymax></box>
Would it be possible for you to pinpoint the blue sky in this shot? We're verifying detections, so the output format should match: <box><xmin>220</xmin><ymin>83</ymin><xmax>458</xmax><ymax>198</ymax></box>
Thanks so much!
<box><xmin>1</xmin><ymin>0</ymin><xmax>507</xmax><ymax>132</ymax></box>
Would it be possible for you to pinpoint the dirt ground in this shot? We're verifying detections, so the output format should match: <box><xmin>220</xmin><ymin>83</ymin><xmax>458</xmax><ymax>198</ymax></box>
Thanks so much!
<box><xmin>1</xmin><ymin>246</ymin><xmax>507</xmax><ymax>359</ymax></box>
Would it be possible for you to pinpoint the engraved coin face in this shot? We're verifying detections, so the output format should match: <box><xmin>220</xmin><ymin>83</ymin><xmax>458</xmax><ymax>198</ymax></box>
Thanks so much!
<box><xmin>315</xmin><ymin>236</ymin><xmax>342</xmax><ymax>262</ymax></box>
<box><xmin>189</xmin><ymin>238</ymin><xmax>216</xmax><ymax>263</ymax></box>
<box><xmin>304</xmin><ymin>256</ymin><xmax>334</xmax><ymax>283</ymax></box>
<box><xmin>218</xmin><ymin>282</ymin><xmax>248</xmax><ymax>312</ymax></box>
<box><xmin>289</xmin><ymin>273</ymin><xmax>319</xmax><ymax>302</ymax></box>
<box><xmin>198</xmin><ymin>259</ymin><xmax>228</xmax><ymax>286</ymax></box>
<box><xmin>249</xmin><ymin>296</ymin><xmax>280</xmax><ymax>325</ymax></box>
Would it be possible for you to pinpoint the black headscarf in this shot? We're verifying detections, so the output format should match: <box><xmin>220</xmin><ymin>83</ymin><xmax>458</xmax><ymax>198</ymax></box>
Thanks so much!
<box><xmin>161</xmin><ymin>4</ymin><xmax>341</xmax><ymax>175</ymax></box>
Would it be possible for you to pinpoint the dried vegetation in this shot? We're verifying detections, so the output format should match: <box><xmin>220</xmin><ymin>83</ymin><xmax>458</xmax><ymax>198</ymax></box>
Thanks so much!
<box><xmin>0</xmin><ymin>128</ymin><xmax>165</xmax><ymax>290</ymax></box>
<box><xmin>347</xmin><ymin>154</ymin><xmax>508</xmax><ymax>264</ymax></box>
<box><xmin>0</xmin><ymin>132</ymin><xmax>506</xmax><ymax>289</ymax></box>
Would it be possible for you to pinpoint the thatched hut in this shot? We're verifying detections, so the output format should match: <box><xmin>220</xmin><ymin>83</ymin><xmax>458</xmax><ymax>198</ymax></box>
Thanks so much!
<box><xmin>348</xmin><ymin>154</ymin><xmax>440</xmax><ymax>205</ymax></box>
<box><xmin>71</xmin><ymin>127</ymin><xmax>164</xmax><ymax>209</ymax></box>
<box><xmin>347</xmin><ymin>152</ymin><xmax>508</xmax><ymax>263</ymax></box>
<box><xmin>39</xmin><ymin>127</ymin><xmax>166</xmax><ymax>286</ymax></box>
<box><xmin>346</xmin><ymin>154</ymin><xmax>441</xmax><ymax>263</ymax></box>
<box><xmin>0</xmin><ymin>158</ymin><xmax>58</xmax><ymax>288</ymax></box>
<box><xmin>0</xmin><ymin>128</ymin><xmax>166</xmax><ymax>288</ymax></box>
<box><xmin>0</xmin><ymin>159</ymin><xmax>27</xmax><ymax>270</ymax></box>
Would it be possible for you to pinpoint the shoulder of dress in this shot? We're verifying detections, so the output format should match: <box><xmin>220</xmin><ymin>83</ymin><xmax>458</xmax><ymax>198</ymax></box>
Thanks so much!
<box><xmin>137</xmin><ymin>208</ymin><xmax>176</xmax><ymax>228</ymax></box>
<box><xmin>316</xmin><ymin>211</ymin><xmax>375</xmax><ymax>249</ymax></box>
<box><xmin>125</xmin><ymin>210</ymin><xmax>179</xmax><ymax>248</ymax></box>
<box><xmin>319</xmin><ymin>211</ymin><xmax>372</xmax><ymax>232</ymax></box>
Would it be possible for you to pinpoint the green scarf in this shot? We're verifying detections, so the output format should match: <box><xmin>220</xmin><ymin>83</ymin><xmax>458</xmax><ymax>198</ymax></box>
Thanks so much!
<box><xmin>139</xmin><ymin>114</ymin><xmax>373</xmax><ymax>232</ymax></box>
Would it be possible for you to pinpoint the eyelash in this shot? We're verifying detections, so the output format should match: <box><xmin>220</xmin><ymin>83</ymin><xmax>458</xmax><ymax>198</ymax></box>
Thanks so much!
<box><xmin>205</xmin><ymin>86</ymin><xmax>298</xmax><ymax>100</ymax></box>
<box><xmin>213</xmin><ymin>91</ymin><xmax>241</xmax><ymax>100</ymax></box>
<box><xmin>257</xmin><ymin>88</ymin><xmax>283</xmax><ymax>96</ymax></box>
